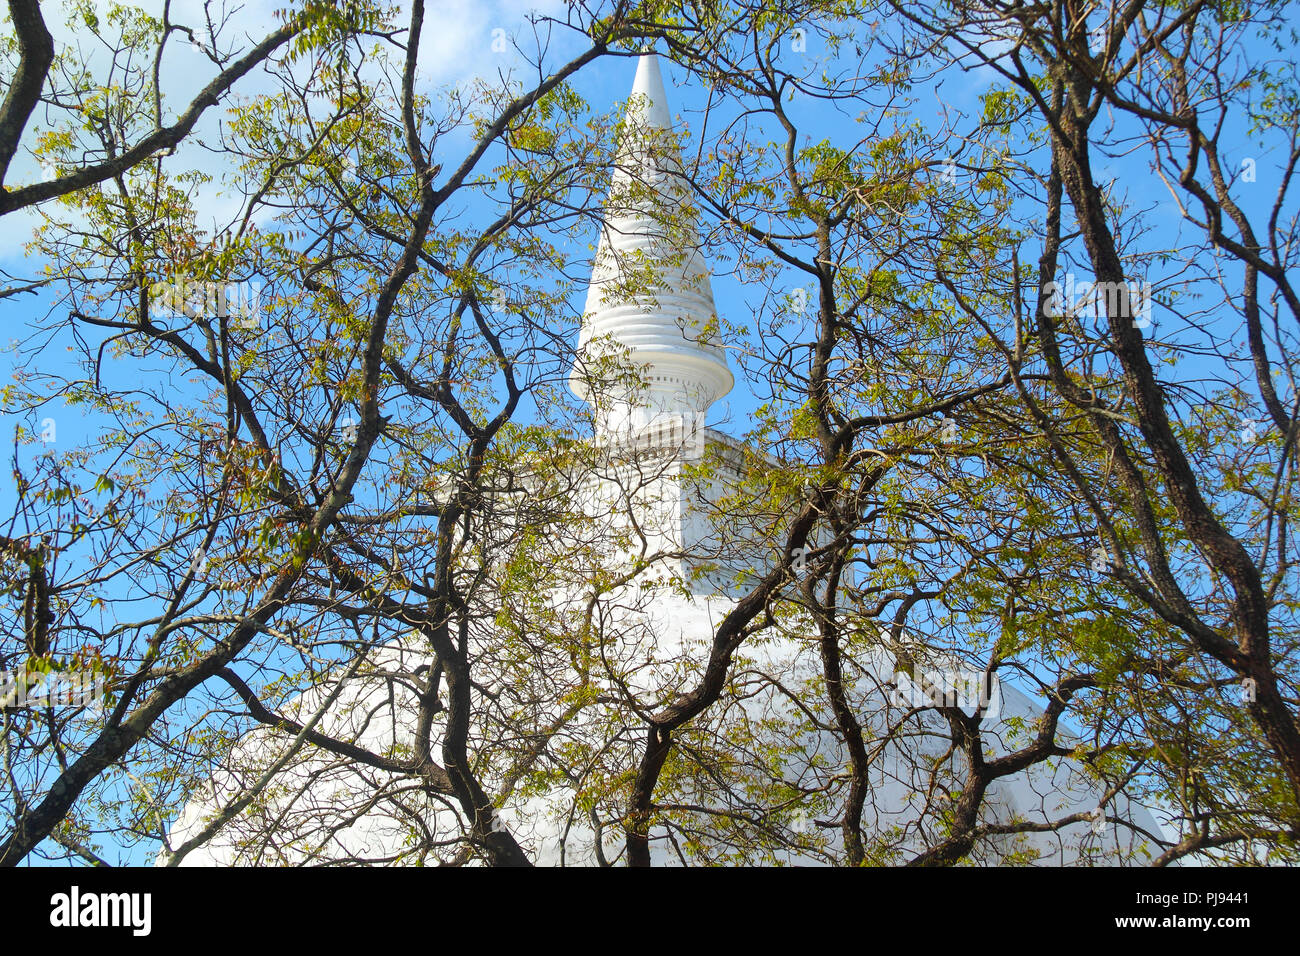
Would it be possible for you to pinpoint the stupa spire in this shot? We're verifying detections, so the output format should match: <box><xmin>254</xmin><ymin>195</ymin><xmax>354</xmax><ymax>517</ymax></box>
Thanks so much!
<box><xmin>572</xmin><ymin>53</ymin><xmax>733</xmax><ymax>443</ymax></box>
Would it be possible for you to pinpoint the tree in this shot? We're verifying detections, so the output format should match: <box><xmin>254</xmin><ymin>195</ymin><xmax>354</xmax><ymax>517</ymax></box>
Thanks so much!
<box><xmin>623</xmin><ymin>0</ymin><xmax>1170</xmax><ymax>866</ymax></box>
<box><xmin>1</xmin><ymin>0</ymin><xmax>666</xmax><ymax>866</ymax></box>
<box><xmin>5</xmin><ymin>0</ymin><xmax>1294</xmax><ymax>868</ymax></box>
<box><xmin>870</xmin><ymin>0</ymin><xmax>1300</xmax><ymax>862</ymax></box>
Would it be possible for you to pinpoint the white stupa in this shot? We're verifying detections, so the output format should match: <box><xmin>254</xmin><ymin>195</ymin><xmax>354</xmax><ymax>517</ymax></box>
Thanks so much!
<box><xmin>161</xmin><ymin>55</ymin><xmax>1164</xmax><ymax>866</ymax></box>
<box><xmin>572</xmin><ymin>53</ymin><xmax>733</xmax><ymax>442</ymax></box>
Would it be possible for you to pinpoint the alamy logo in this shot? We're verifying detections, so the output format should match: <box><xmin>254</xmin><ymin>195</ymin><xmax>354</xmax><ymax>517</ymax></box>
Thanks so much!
<box><xmin>150</xmin><ymin>276</ymin><xmax>261</xmax><ymax>328</ymax></box>
<box><xmin>0</xmin><ymin>667</ymin><xmax>105</xmax><ymax>710</ymax></box>
<box><xmin>50</xmin><ymin>886</ymin><xmax>151</xmax><ymax>936</ymax></box>
<box><xmin>1043</xmin><ymin>274</ymin><xmax>1153</xmax><ymax>329</ymax></box>
<box><xmin>891</xmin><ymin>669</ymin><xmax>1001</xmax><ymax>719</ymax></box>
<box><xmin>600</xmin><ymin>412</ymin><xmax>706</xmax><ymax>457</ymax></box>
